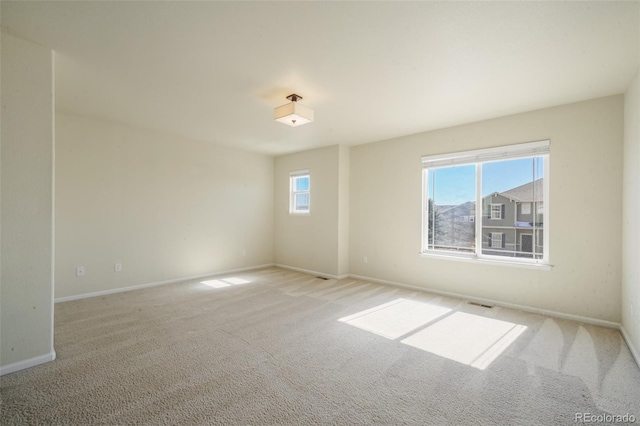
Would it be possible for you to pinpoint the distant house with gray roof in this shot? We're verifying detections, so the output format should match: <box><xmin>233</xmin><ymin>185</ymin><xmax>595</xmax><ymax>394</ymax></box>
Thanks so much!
<box><xmin>482</xmin><ymin>178</ymin><xmax>544</xmax><ymax>259</ymax></box>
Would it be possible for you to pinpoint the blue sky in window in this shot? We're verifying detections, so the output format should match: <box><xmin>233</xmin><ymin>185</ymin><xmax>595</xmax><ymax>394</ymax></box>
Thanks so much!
<box><xmin>295</xmin><ymin>176</ymin><xmax>310</xmax><ymax>191</ymax></box>
<box><xmin>429</xmin><ymin>165</ymin><xmax>475</xmax><ymax>206</ymax></box>
<box><xmin>429</xmin><ymin>158</ymin><xmax>544</xmax><ymax>205</ymax></box>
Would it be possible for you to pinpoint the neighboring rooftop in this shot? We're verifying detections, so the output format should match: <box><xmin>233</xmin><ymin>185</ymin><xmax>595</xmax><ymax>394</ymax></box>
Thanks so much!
<box><xmin>499</xmin><ymin>178</ymin><xmax>543</xmax><ymax>202</ymax></box>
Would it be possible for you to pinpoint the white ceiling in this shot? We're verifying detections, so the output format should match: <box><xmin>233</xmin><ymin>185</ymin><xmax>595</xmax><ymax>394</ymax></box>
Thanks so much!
<box><xmin>2</xmin><ymin>1</ymin><xmax>638</xmax><ymax>156</ymax></box>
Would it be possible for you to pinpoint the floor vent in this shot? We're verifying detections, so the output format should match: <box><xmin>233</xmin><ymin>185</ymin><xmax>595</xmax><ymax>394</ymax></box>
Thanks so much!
<box><xmin>315</xmin><ymin>276</ymin><xmax>329</xmax><ymax>280</ymax></box>
<box><xmin>468</xmin><ymin>301</ymin><xmax>494</xmax><ymax>309</ymax></box>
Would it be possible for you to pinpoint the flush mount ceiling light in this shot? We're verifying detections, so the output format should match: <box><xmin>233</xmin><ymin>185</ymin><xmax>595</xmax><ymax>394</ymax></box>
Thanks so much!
<box><xmin>274</xmin><ymin>94</ymin><xmax>314</xmax><ymax>127</ymax></box>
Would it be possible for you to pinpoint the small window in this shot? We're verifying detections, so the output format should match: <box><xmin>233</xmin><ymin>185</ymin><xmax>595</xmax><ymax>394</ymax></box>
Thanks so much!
<box><xmin>490</xmin><ymin>232</ymin><xmax>503</xmax><ymax>248</ymax></box>
<box><xmin>490</xmin><ymin>204</ymin><xmax>503</xmax><ymax>219</ymax></box>
<box><xmin>290</xmin><ymin>170</ymin><xmax>310</xmax><ymax>214</ymax></box>
<box><xmin>521</xmin><ymin>202</ymin><xmax>531</xmax><ymax>215</ymax></box>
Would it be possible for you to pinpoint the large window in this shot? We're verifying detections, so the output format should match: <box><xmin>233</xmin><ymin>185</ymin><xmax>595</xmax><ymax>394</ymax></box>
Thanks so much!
<box><xmin>422</xmin><ymin>141</ymin><xmax>549</xmax><ymax>265</ymax></box>
<box><xmin>289</xmin><ymin>170</ymin><xmax>310</xmax><ymax>214</ymax></box>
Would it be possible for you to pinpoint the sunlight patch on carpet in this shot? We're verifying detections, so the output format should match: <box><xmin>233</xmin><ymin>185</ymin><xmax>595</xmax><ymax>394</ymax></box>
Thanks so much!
<box><xmin>201</xmin><ymin>277</ymin><xmax>251</xmax><ymax>289</ymax></box>
<box><xmin>401</xmin><ymin>312</ymin><xmax>527</xmax><ymax>370</ymax></box>
<box><xmin>338</xmin><ymin>298</ymin><xmax>451</xmax><ymax>339</ymax></box>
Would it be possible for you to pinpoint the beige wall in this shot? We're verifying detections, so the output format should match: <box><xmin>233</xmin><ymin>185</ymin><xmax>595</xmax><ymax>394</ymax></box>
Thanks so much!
<box><xmin>350</xmin><ymin>96</ymin><xmax>624</xmax><ymax>323</ymax></box>
<box><xmin>274</xmin><ymin>145</ymin><xmax>349</xmax><ymax>277</ymax></box>
<box><xmin>1</xmin><ymin>34</ymin><xmax>55</xmax><ymax>371</ymax></box>
<box><xmin>622</xmin><ymin>71</ymin><xmax>640</xmax><ymax>358</ymax></box>
<box><xmin>55</xmin><ymin>113</ymin><xmax>274</xmax><ymax>299</ymax></box>
<box><xmin>337</xmin><ymin>145</ymin><xmax>350</xmax><ymax>276</ymax></box>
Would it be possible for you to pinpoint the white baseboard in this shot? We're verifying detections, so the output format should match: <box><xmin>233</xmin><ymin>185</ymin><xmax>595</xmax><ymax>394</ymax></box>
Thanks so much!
<box><xmin>620</xmin><ymin>325</ymin><xmax>640</xmax><ymax>368</ymax></box>
<box><xmin>348</xmin><ymin>273</ymin><xmax>621</xmax><ymax>329</ymax></box>
<box><xmin>0</xmin><ymin>351</ymin><xmax>56</xmax><ymax>376</ymax></box>
<box><xmin>274</xmin><ymin>264</ymin><xmax>349</xmax><ymax>280</ymax></box>
<box><xmin>55</xmin><ymin>264</ymin><xmax>275</xmax><ymax>303</ymax></box>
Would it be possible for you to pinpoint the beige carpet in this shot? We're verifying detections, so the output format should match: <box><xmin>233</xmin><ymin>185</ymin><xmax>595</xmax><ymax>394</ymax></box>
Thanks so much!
<box><xmin>1</xmin><ymin>267</ymin><xmax>639</xmax><ymax>425</ymax></box>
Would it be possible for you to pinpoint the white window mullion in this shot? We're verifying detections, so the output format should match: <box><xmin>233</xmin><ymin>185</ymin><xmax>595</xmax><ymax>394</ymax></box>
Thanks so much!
<box><xmin>421</xmin><ymin>169</ymin><xmax>429</xmax><ymax>252</ymax></box>
<box><xmin>532</xmin><ymin>156</ymin><xmax>537</xmax><ymax>260</ymax></box>
<box><xmin>543</xmin><ymin>154</ymin><xmax>550</xmax><ymax>264</ymax></box>
<box><xmin>475</xmin><ymin>163</ymin><xmax>482</xmax><ymax>257</ymax></box>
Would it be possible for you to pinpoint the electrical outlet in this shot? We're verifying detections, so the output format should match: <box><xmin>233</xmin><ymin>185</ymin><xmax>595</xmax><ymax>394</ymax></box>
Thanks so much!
<box><xmin>363</xmin><ymin>256</ymin><xmax>368</xmax><ymax>264</ymax></box>
<box><xmin>114</xmin><ymin>263</ymin><xmax>122</xmax><ymax>272</ymax></box>
<box><xmin>76</xmin><ymin>267</ymin><xmax>85</xmax><ymax>277</ymax></box>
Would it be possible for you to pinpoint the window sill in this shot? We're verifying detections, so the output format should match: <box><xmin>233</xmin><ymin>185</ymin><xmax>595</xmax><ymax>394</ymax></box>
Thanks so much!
<box><xmin>289</xmin><ymin>212</ymin><xmax>310</xmax><ymax>216</ymax></box>
<box><xmin>419</xmin><ymin>252</ymin><xmax>552</xmax><ymax>271</ymax></box>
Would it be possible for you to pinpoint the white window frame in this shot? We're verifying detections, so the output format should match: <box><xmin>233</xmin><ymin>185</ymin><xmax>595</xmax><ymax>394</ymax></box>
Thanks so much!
<box><xmin>490</xmin><ymin>204</ymin><xmax>503</xmax><ymax>220</ymax></box>
<box><xmin>490</xmin><ymin>232</ymin><xmax>503</xmax><ymax>248</ymax></box>
<box><xmin>289</xmin><ymin>170</ymin><xmax>310</xmax><ymax>215</ymax></box>
<box><xmin>421</xmin><ymin>140</ymin><xmax>550</xmax><ymax>267</ymax></box>
<box><xmin>521</xmin><ymin>202</ymin><xmax>531</xmax><ymax>215</ymax></box>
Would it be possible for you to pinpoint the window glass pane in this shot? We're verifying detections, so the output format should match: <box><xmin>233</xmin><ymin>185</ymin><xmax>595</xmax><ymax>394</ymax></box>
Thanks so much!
<box><xmin>426</xmin><ymin>165</ymin><xmax>476</xmax><ymax>253</ymax></box>
<box><xmin>491</xmin><ymin>233</ymin><xmax>503</xmax><ymax>248</ymax></box>
<box><xmin>295</xmin><ymin>176</ymin><xmax>310</xmax><ymax>191</ymax></box>
<box><xmin>481</xmin><ymin>157</ymin><xmax>544</xmax><ymax>259</ymax></box>
<box><xmin>295</xmin><ymin>193</ymin><xmax>309</xmax><ymax>211</ymax></box>
<box><xmin>490</xmin><ymin>204</ymin><xmax>502</xmax><ymax>219</ymax></box>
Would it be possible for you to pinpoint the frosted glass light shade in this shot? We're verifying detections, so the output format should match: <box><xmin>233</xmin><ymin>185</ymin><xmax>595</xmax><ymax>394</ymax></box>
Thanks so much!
<box><xmin>274</xmin><ymin>101</ymin><xmax>314</xmax><ymax>127</ymax></box>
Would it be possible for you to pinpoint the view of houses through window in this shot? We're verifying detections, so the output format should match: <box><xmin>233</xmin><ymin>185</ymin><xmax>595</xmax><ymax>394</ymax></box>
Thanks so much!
<box><xmin>423</xmin><ymin>141</ymin><xmax>548</xmax><ymax>263</ymax></box>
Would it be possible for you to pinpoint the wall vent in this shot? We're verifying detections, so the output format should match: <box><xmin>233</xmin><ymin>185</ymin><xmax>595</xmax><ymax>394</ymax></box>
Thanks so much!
<box><xmin>468</xmin><ymin>301</ymin><xmax>494</xmax><ymax>309</ymax></box>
